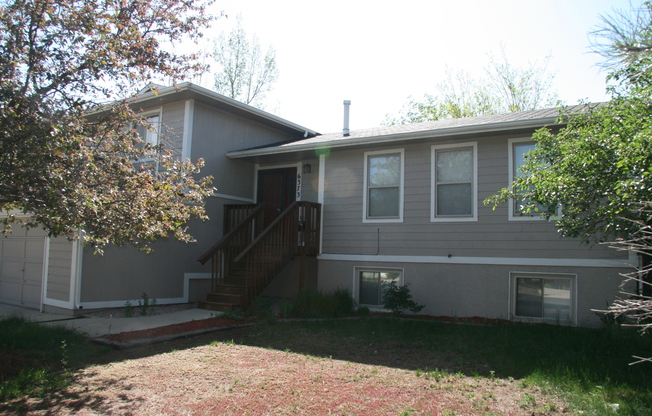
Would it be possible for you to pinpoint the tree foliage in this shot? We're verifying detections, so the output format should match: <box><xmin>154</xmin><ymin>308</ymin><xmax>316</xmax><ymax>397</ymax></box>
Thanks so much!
<box><xmin>0</xmin><ymin>0</ymin><xmax>216</xmax><ymax>252</ymax></box>
<box><xmin>212</xmin><ymin>16</ymin><xmax>279</xmax><ymax>108</ymax></box>
<box><xmin>385</xmin><ymin>48</ymin><xmax>560</xmax><ymax>125</ymax></box>
<box><xmin>486</xmin><ymin>1</ymin><xmax>652</xmax><ymax>352</ymax></box>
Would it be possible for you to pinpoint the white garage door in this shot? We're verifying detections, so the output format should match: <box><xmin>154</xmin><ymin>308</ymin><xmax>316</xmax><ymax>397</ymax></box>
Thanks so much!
<box><xmin>0</xmin><ymin>226</ymin><xmax>46</xmax><ymax>309</ymax></box>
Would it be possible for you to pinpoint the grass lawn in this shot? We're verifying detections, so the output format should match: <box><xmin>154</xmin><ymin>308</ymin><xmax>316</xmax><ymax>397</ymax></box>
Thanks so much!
<box><xmin>1</xmin><ymin>315</ymin><xmax>651</xmax><ymax>415</ymax></box>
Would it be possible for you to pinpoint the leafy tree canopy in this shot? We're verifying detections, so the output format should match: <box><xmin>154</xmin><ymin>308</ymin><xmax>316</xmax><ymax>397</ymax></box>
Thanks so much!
<box><xmin>384</xmin><ymin>47</ymin><xmax>560</xmax><ymax>125</ymax></box>
<box><xmin>212</xmin><ymin>15</ymin><xmax>279</xmax><ymax>108</ymax></box>
<box><xmin>0</xmin><ymin>0</ymin><xmax>217</xmax><ymax>252</ymax></box>
<box><xmin>484</xmin><ymin>2</ymin><xmax>652</xmax><ymax>245</ymax></box>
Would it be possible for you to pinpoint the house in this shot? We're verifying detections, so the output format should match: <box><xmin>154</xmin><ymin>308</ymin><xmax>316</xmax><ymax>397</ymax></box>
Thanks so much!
<box><xmin>0</xmin><ymin>83</ymin><xmax>318</xmax><ymax>313</ymax></box>
<box><xmin>0</xmin><ymin>83</ymin><xmax>634</xmax><ymax>327</ymax></box>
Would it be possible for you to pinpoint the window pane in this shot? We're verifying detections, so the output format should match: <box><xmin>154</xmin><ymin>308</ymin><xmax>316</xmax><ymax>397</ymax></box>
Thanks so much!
<box><xmin>145</xmin><ymin>115</ymin><xmax>160</xmax><ymax>146</ymax></box>
<box><xmin>369</xmin><ymin>155</ymin><xmax>400</xmax><ymax>186</ymax></box>
<box><xmin>437</xmin><ymin>183</ymin><xmax>472</xmax><ymax>215</ymax></box>
<box><xmin>369</xmin><ymin>187</ymin><xmax>399</xmax><ymax>217</ymax></box>
<box><xmin>379</xmin><ymin>272</ymin><xmax>400</xmax><ymax>303</ymax></box>
<box><xmin>359</xmin><ymin>271</ymin><xmax>401</xmax><ymax>306</ymax></box>
<box><xmin>515</xmin><ymin>278</ymin><xmax>543</xmax><ymax>317</ymax></box>
<box><xmin>513</xmin><ymin>144</ymin><xmax>535</xmax><ymax>178</ymax></box>
<box><xmin>543</xmin><ymin>279</ymin><xmax>571</xmax><ymax>320</ymax></box>
<box><xmin>437</xmin><ymin>149</ymin><xmax>472</xmax><ymax>182</ymax></box>
<box><xmin>359</xmin><ymin>272</ymin><xmax>379</xmax><ymax>305</ymax></box>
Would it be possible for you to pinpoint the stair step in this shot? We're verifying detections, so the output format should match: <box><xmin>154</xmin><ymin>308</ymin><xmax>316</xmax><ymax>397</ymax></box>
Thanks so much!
<box><xmin>206</xmin><ymin>292</ymin><xmax>242</xmax><ymax>305</ymax></box>
<box><xmin>197</xmin><ymin>301</ymin><xmax>234</xmax><ymax>312</ymax></box>
<box><xmin>213</xmin><ymin>283</ymin><xmax>246</xmax><ymax>295</ymax></box>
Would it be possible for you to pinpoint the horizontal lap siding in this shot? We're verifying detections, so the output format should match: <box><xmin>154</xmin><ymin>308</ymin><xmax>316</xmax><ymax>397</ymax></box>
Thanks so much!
<box><xmin>46</xmin><ymin>237</ymin><xmax>73</xmax><ymax>302</ymax></box>
<box><xmin>321</xmin><ymin>135</ymin><xmax>626</xmax><ymax>261</ymax></box>
<box><xmin>161</xmin><ymin>101</ymin><xmax>185</xmax><ymax>156</ymax></box>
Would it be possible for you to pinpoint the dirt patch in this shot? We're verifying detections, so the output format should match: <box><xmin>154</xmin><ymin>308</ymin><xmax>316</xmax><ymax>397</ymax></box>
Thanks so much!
<box><xmin>7</xmin><ymin>333</ymin><xmax>567</xmax><ymax>415</ymax></box>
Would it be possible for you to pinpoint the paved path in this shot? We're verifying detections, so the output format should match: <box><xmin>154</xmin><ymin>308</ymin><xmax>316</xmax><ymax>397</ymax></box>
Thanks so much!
<box><xmin>0</xmin><ymin>303</ymin><xmax>219</xmax><ymax>338</ymax></box>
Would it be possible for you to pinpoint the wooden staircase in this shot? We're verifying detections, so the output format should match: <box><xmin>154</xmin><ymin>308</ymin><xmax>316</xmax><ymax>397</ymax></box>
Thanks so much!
<box><xmin>197</xmin><ymin>201</ymin><xmax>321</xmax><ymax>312</ymax></box>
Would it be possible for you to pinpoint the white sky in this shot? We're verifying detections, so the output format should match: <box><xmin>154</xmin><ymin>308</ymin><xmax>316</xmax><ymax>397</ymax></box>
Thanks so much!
<box><xmin>192</xmin><ymin>0</ymin><xmax>640</xmax><ymax>134</ymax></box>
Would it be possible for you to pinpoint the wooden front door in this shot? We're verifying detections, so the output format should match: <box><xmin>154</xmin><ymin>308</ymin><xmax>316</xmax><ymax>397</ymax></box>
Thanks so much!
<box><xmin>257</xmin><ymin>167</ymin><xmax>297</xmax><ymax>227</ymax></box>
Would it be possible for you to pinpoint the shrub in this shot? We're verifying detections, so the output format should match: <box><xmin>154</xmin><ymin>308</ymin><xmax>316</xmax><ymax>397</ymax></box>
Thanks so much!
<box><xmin>382</xmin><ymin>282</ymin><xmax>425</xmax><ymax>316</ymax></box>
<box><xmin>292</xmin><ymin>288</ymin><xmax>356</xmax><ymax>318</ymax></box>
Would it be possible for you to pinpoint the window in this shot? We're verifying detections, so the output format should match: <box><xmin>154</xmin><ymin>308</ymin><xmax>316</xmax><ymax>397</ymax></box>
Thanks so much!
<box><xmin>137</xmin><ymin>114</ymin><xmax>161</xmax><ymax>148</ymax></box>
<box><xmin>357</xmin><ymin>269</ymin><xmax>401</xmax><ymax>306</ymax></box>
<box><xmin>511</xmin><ymin>273</ymin><xmax>574</xmax><ymax>323</ymax></box>
<box><xmin>363</xmin><ymin>149</ymin><xmax>404</xmax><ymax>222</ymax></box>
<box><xmin>431</xmin><ymin>142</ymin><xmax>477</xmax><ymax>221</ymax></box>
<box><xmin>509</xmin><ymin>139</ymin><xmax>553</xmax><ymax>220</ymax></box>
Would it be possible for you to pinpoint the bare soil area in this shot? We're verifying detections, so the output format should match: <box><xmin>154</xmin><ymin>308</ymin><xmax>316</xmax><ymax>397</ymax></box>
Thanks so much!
<box><xmin>5</xmin><ymin>324</ymin><xmax>567</xmax><ymax>416</ymax></box>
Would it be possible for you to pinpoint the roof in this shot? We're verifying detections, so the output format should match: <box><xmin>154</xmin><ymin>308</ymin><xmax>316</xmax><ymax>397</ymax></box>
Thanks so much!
<box><xmin>92</xmin><ymin>82</ymin><xmax>319</xmax><ymax>138</ymax></box>
<box><xmin>226</xmin><ymin>105</ymin><xmax>584</xmax><ymax>160</ymax></box>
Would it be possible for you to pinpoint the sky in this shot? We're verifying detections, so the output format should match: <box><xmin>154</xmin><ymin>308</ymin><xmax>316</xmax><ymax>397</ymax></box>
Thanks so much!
<box><xmin>191</xmin><ymin>0</ymin><xmax>641</xmax><ymax>134</ymax></box>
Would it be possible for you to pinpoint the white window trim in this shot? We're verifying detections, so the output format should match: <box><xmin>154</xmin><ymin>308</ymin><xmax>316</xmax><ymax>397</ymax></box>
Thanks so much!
<box><xmin>134</xmin><ymin>108</ymin><xmax>163</xmax><ymax>163</ymax></box>
<box><xmin>430</xmin><ymin>142</ymin><xmax>478</xmax><ymax>222</ymax></box>
<box><xmin>353</xmin><ymin>266</ymin><xmax>404</xmax><ymax>309</ymax></box>
<box><xmin>508</xmin><ymin>271</ymin><xmax>577</xmax><ymax>326</ymax></box>
<box><xmin>362</xmin><ymin>148</ymin><xmax>404</xmax><ymax>223</ymax></box>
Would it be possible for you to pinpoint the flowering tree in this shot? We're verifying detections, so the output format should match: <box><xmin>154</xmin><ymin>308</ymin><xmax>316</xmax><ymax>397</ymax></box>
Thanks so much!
<box><xmin>0</xmin><ymin>0</ymin><xmax>217</xmax><ymax>252</ymax></box>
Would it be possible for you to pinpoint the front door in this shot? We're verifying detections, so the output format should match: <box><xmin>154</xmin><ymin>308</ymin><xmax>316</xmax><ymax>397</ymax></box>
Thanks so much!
<box><xmin>257</xmin><ymin>167</ymin><xmax>297</xmax><ymax>227</ymax></box>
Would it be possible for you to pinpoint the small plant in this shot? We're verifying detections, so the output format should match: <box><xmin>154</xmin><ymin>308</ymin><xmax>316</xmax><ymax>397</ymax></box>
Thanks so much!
<box><xmin>252</xmin><ymin>296</ymin><xmax>276</xmax><ymax>318</ymax></box>
<box><xmin>356</xmin><ymin>306</ymin><xmax>370</xmax><ymax>317</ymax></box>
<box><xmin>382</xmin><ymin>282</ymin><xmax>425</xmax><ymax>316</ymax></box>
<box><xmin>138</xmin><ymin>292</ymin><xmax>156</xmax><ymax>316</ymax></box>
<box><xmin>518</xmin><ymin>393</ymin><xmax>537</xmax><ymax>409</ymax></box>
<box><xmin>221</xmin><ymin>310</ymin><xmax>245</xmax><ymax>321</ymax></box>
<box><xmin>278</xmin><ymin>298</ymin><xmax>294</xmax><ymax>318</ymax></box>
<box><xmin>123</xmin><ymin>300</ymin><xmax>134</xmax><ymax>318</ymax></box>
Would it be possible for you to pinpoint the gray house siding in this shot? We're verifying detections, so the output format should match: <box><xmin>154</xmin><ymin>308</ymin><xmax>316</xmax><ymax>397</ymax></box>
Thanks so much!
<box><xmin>319</xmin><ymin>134</ymin><xmax>626</xmax><ymax>261</ymax></box>
<box><xmin>45</xmin><ymin>236</ymin><xmax>73</xmax><ymax>302</ymax></box>
<box><xmin>318</xmin><ymin>259</ymin><xmax>626</xmax><ymax>327</ymax></box>
<box><xmin>77</xmin><ymin>98</ymin><xmax>306</xmax><ymax>308</ymax></box>
<box><xmin>314</xmin><ymin>130</ymin><xmax>631</xmax><ymax>327</ymax></box>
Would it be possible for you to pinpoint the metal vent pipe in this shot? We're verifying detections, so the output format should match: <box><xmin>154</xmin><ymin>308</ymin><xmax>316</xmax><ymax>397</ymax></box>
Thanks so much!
<box><xmin>343</xmin><ymin>100</ymin><xmax>351</xmax><ymax>137</ymax></box>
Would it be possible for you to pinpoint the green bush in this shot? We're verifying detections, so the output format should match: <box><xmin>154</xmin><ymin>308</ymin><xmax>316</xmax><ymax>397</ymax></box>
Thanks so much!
<box><xmin>382</xmin><ymin>282</ymin><xmax>425</xmax><ymax>316</ymax></box>
<box><xmin>292</xmin><ymin>288</ymin><xmax>355</xmax><ymax>318</ymax></box>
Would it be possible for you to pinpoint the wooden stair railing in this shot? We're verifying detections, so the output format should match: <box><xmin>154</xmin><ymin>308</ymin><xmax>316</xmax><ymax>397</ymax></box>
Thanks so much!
<box><xmin>197</xmin><ymin>204</ymin><xmax>265</xmax><ymax>294</ymax></box>
<box><xmin>197</xmin><ymin>201</ymin><xmax>321</xmax><ymax>311</ymax></box>
<box><xmin>233</xmin><ymin>201</ymin><xmax>321</xmax><ymax>307</ymax></box>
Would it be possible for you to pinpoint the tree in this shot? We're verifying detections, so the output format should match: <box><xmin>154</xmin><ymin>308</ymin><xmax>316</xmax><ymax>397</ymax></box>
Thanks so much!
<box><xmin>0</xmin><ymin>0</ymin><xmax>216</xmax><ymax>252</ymax></box>
<box><xmin>384</xmin><ymin>48</ymin><xmax>560</xmax><ymax>125</ymax></box>
<box><xmin>485</xmin><ymin>2</ymin><xmax>652</xmax><ymax>359</ymax></box>
<box><xmin>212</xmin><ymin>16</ymin><xmax>279</xmax><ymax>108</ymax></box>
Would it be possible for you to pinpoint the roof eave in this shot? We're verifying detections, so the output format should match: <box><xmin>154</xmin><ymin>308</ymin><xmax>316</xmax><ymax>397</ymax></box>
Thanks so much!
<box><xmin>89</xmin><ymin>82</ymin><xmax>319</xmax><ymax>137</ymax></box>
<box><xmin>227</xmin><ymin>115</ymin><xmax>561</xmax><ymax>159</ymax></box>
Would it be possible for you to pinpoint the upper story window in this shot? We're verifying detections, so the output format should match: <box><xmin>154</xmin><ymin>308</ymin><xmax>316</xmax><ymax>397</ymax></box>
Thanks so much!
<box><xmin>431</xmin><ymin>142</ymin><xmax>477</xmax><ymax>222</ymax></box>
<box><xmin>136</xmin><ymin>112</ymin><xmax>161</xmax><ymax>148</ymax></box>
<box><xmin>363</xmin><ymin>149</ymin><xmax>404</xmax><ymax>223</ymax></box>
<box><xmin>508</xmin><ymin>138</ymin><xmax>554</xmax><ymax>220</ymax></box>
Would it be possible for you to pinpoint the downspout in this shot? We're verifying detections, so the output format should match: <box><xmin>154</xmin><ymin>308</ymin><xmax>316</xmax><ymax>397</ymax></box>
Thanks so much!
<box><xmin>318</xmin><ymin>154</ymin><xmax>326</xmax><ymax>255</ymax></box>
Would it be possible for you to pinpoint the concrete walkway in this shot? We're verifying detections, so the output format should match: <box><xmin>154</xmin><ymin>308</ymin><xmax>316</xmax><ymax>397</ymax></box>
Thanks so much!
<box><xmin>0</xmin><ymin>303</ymin><xmax>220</xmax><ymax>339</ymax></box>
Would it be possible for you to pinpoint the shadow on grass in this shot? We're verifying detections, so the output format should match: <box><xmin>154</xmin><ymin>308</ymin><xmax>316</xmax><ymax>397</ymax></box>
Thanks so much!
<box><xmin>2</xmin><ymin>316</ymin><xmax>652</xmax><ymax>415</ymax></box>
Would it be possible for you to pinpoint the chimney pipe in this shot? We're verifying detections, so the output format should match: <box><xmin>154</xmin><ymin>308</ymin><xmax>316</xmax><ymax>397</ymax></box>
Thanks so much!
<box><xmin>343</xmin><ymin>100</ymin><xmax>351</xmax><ymax>137</ymax></box>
